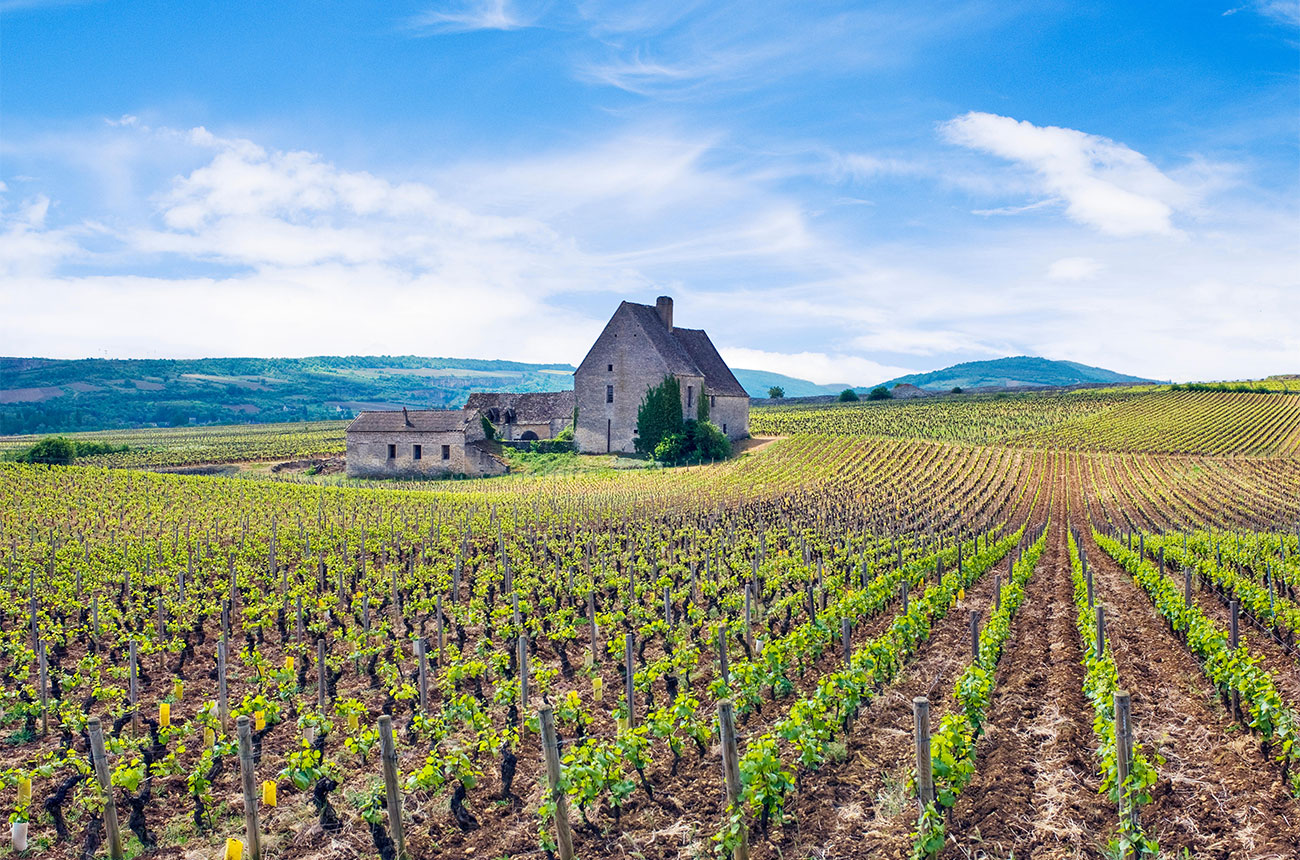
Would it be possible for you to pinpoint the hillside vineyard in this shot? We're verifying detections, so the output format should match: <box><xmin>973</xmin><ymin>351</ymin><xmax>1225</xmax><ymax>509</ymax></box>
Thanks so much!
<box><xmin>2</xmin><ymin>396</ymin><xmax>1300</xmax><ymax>859</ymax></box>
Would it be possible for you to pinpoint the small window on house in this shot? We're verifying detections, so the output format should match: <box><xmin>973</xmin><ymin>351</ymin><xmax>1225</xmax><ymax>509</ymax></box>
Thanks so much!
<box><xmin>606</xmin><ymin>384</ymin><xmax>614</xmax><ymax>404</ymax></box>
<box><xmin>413</xmin><ymin>444</ymin><xmax>422</xmax><ymax>460</ymax></box>
<box><xmin>607</xmin><ymin>364</ymin><xmax>613</xmax><ymax>372</ymax></box>
<box><xmin>687</xmin><ymin>385</ymin><xmax>693</xmax><ymax>408</ymax></box>
<box><xmin>710</xmin><ymin>395</ymin><xmax>716</xmax><ymax>408</ymax></box>
<box><xmin>387</xmin><ymin>444</ymin><xmax>396</xmax><ymax>460</ymax></box>
<box><xmin>441</xmin><ymin>445</ymin><xmax>451</xmax><ymax>460</ymax></box>
<box><xmin>723</xmin><ymin>424</ymin><xmax>728</xmax><ymax>434</ymax></box>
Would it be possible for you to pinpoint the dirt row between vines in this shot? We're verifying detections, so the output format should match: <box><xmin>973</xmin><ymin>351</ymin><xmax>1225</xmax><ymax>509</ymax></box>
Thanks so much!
<box><xmin>1066</xmin><ymin>458</ymin><xmax>1300</xmax><ymax>860</ymax></box>
<box><xmin>732</xmin><ymin>479</ymin><xmax>1054</xmax><ymax>859</ymax></box>
<box><xmin>939</xmin><ymin>515</ymin><xmax>1114</xmax><ymax>859</ymax></box>
<box><xmin>1152</xmin><ymin>554</ymin><xmax>1300</xmax><ymax>706</ymax></box>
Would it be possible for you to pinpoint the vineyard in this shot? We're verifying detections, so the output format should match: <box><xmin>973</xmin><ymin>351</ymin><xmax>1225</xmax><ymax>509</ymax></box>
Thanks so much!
<box><xmin>2</xmin><ymin>392</ymin><xmax>1300</xmax><ymax>860</ymax></box>
<box><xmin>752</xmin><ymin>388</ymin><xmax>1300</xmax><ymax>456</ymax></box>
<box><xmin>0</xmin><ymin>424</ymin><xmax>349</xmax><ymax>471</ymax></box>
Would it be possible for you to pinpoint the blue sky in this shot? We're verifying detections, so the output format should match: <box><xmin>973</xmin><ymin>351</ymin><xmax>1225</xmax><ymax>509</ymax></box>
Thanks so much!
<box><xmin>1</xmin><ymin>0</ymin><xmax>1297</xmax><ymax>383</ymax></box>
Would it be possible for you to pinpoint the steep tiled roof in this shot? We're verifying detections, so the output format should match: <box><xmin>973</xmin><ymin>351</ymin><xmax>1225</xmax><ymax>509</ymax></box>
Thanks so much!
<box><xmin>671</xmin><ymin>327</ymin><xmax>748</xmax><ymax>397</ymax></box>
<box><xmin>621</xmin><ymin>302</ymin><xmax>700</xmax><ymax>377</ymax></box>
<box><xmin>574</xmin><ymin>299</ymin><xmax>747</xmax><ymax>398</ymax></box>
<box><xmin>465</xmin><ymin>390</ymin><xmax>575</xmax><ymax>424</ymax></box>
<box><xmin>347</xmin><ymin>410</ymin><xmax>469</xmax><ymax>433</ymax></box>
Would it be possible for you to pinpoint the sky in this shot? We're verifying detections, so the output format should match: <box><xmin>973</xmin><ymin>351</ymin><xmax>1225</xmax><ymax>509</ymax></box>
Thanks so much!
<box><xmin>1</xmin><ymin>0</ymin><xmax>1297</xmax><ymax>385</ymax></box>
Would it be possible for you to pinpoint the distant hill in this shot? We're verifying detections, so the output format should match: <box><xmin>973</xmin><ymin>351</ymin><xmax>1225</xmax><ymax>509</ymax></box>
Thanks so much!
<box><xmin>878</xmin><ymin>356</ymin><xmax>1157</xmax><ymax>391</ymax></box>
<box><xmin>731</xmin><ymin>369</ymin><xmax>847</xmax><ymax>399</ymax></box>
<box><xmin>0</xmin><ymin>354</ymin><xmax>845</xmax><ymax>436</ymax></box>
<box><xmin>0</xmin><ymin>356</ymin><xmax>576</xmax><ymax>436</ymax></box>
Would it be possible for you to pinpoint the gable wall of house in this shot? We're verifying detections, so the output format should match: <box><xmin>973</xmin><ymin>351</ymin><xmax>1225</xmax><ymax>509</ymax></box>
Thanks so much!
<box><xmin>575</xmin><ymin>307</ymin><xmax>675</xmax><ymax>453</ymax></box>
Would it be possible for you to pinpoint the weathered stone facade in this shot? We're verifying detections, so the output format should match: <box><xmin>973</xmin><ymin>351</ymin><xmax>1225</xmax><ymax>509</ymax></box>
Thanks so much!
<box><xmin>345</xmin><ymin>409</ymin><xmax>505</xmax><ymax>478</ymax></box>
<box><xmin>574</xmin><ymin>296</ymin><xmax>750</xmax><ymax>453</ymax></box>
<box><xmin>463</xmin><ymin>391</ymin><xmax>575</xmax><ymax>442</ymax></box>
<box><xmin>344</xmin><ymin>296</ymin><xmax>748</xmax><ymax>475</ymax></box>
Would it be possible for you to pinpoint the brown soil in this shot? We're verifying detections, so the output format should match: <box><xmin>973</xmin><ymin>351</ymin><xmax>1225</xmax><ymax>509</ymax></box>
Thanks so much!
<box><xmin>1065</xmin><ymin>457</ymin><xmax>1300</xmax><ymax>859</ymax></box>
<box><xmin>940</xmin><ymin>518</ymin><xmax>1114</xmax><ymax>859</ymax></box>
<box><xmin>1154</xmin><ymin>558</ymin><xmax>1300</xmax><ymax>706</ymax></box>
<box><xmin>755</xmin><ymin>525</ymin><xmax>1025</xmax><ymax>858</ymax></box>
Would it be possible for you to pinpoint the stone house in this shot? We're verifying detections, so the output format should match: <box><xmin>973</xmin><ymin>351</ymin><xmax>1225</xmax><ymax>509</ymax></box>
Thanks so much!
<box><xmin>345</xmin><ymin>407</ymin><xmax>506</xmax><ymax>478</ymax></box>
<box><xmin>574</xmin><ymin>296</ymin><xmax>749</xmax><ymax>453</ymax></box>
<box><xmin>464</xmin><ymin>391</ymin><xmax>575</xmax><ymax>441</ymax></box>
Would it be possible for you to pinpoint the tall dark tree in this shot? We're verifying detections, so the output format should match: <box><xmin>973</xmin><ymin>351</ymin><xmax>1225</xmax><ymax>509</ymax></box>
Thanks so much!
<box><xmin>635</xmin><ymin>376</ymin><xmax>683</xmax><ymax>456</ymax></box>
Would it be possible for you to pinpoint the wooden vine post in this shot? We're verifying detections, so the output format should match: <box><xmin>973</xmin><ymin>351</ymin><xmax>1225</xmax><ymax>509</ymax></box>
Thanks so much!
<box><xmin>913</xmin><ymin>697</ymin><xmax>934</xmax><ymax>812</ymax></box>
<box><xmin>378</xmin><ymin>714</ymin><xmax>406</xmax><ymax>859</ymax></box>
<box><xmin>718</xmin><ymin>627</ymin><xmax>730</xmax><ymax>687</ymax></box>
<box><xmin>37</xmin><ymin>641</ymin><xmax>48</xmax><ymax>737</ymax></box>
<box><xmin>539</xmin><ymin>706</ymin><xmax>575</xmax><ymax>860</ymax></box>
<box><xmin>1114</xmin><ymin>691</ymin><xmax>1137</xmax><ymax>831</ymax></box>
<box><xmin>969</xmin><ymin>611</ymin><xmax>980</xmax><ymax>660</ymax></box>
<box><xmin>128</xmin><ymin>640</ymin><xmax>139</xmax><ymax>736</ymax></box>
<box><xmin>236</xmin><ymin>715</ymin><xmax>263</xmax><ymax>860</ymax></box>
<box><xmin>317</xmin><ymin>638</ymin><xmax>328</xmax><ymax>715</ymax></box>
<box><xmin>218</xmin><ymin>637</ymin><xmax>230</xmax><ymax>729</ymax></box>
<box><xmin>718</xmin><ymin>700</ymin><xmax>749</xmax><ymax>860</ymax></box>
<box><xmin>1094</xmin><ymin>607</ymin><xmax>1106</xmax><ymax>657</ymax></box>
<box><xmin>1228</xmin><ymin>601</ymin><xmax>1241</xmax><ymax>719</ymax></box>
<box><xmin>518</xmin><ymin>634</ymin><xmax>530</xmax><ymax>713</ymax></box>
<box><xmin>87</xmin><ymin>717</ymin><xmax>124</xmax><ymax>860</ymax></box>
<box><xmin>587</xmin><ymin>591</ymin><xmax>599</xmax><ymax>666</ymax></box>
<box><xmin>624</xmin><ymin>632</ymin><xmax>635</xmax><ymax>728</ymax></box>
<box><xmin>415</xmin><ymin>637</ymin><xmax>429</xmax><ymax>714</ymax></box>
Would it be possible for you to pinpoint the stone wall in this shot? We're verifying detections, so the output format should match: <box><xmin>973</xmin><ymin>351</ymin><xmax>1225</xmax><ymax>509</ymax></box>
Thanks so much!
<box><xmin>709</xmin><ymin>394</ymin><xmax>751</xmax><ymax>440</ymax></box>
<box><xmin>345</xmin><ymin>425</ymin><xmax>504</xmax><ymax>478</ymax></box>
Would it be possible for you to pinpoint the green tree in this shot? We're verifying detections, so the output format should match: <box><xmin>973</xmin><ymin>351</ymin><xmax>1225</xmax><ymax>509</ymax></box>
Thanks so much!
<box><xmin>20</xmin><ymin>436</ymin><xmax>76</xmax><ymax>465</ymax></box>
<box><xmin>635</xmin><ymin>376</ymin><xmax>684</xmax><ymax>456</ymax></box>
<box><xmin>689</xmin><ymin>420</ymin><xmax>732</xmax><ymax>461</ymax></box>
<box><xmin>838</xmin><ymin>388</ymin><xmax>860</xmax><ymax>402</ymax></box>
<box><xmin>696</xmin><ymin>387</ymin><xmax>710</xmax><ymax>423</ymax></box>
<box><xmin>950</xmin><ymin>386</ymin><xmax>963</xmax><ymax>394</ymax></box>
<box><xmin>767</xmin><ymin>386</ymin><xmax>785</xmax><ymax>399</ymax></box>
<box><xmin>866</xmin><ymin>386</ymin><xmax>891</xmax><ymax>401</ymax></box>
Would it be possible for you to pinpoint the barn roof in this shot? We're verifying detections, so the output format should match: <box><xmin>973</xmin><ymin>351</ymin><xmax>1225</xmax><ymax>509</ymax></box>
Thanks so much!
<box><xmin>347</xmin><ymin>409</ymin><xmax>469</xmax><ymax>433</ymax></box>
<box><xmin>465</xmin><ymin>390</ymin><xmax>576</xmax><ymax>424</ymax></box>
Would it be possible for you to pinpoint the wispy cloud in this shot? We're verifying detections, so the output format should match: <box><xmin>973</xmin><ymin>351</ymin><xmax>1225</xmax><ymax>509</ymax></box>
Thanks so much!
<box><xmin>1225</xmin><ymin>1</ymin><xmax>1300</xmax><ymax>26</ymax></box>
<box><xmin>0</xmin><ymin>0</ymin><xmax>102</xmax><ymax>12</ymax></box>
<box><xmin>940</xmin><ymin>112</ymin><xmax>1191</xmax><ymax>237</ymax></box>
<box><xmin>407</xmin><ymin>0</ymin><xmax>537</xmax><ymax>34</ymax></box>
<box><xmin>1046</xmin><ymin>256</ymin><xmax>1103</xmax><ymax>281</ymax></box>
<box><xmin>3</xmin><ymin>117</ymin><xmax>1296</xmax><ymax>382</ymax></box>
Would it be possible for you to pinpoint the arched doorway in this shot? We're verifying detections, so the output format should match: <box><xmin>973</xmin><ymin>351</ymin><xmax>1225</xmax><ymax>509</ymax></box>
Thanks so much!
<box><xmin>520</xmin><ymin>430</ymin><xmax>539</xmax><ymax>441</ymax></box>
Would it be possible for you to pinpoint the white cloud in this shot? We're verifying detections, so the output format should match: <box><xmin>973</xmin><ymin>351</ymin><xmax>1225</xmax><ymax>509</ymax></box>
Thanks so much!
<box><xmin>1252</xmin><ymin>1</ymin><xmax>1300</xmax><ymax>26</ymax></box>
<box><xmin>721</xmin><ymin>347</ymin><xmax>916</xmax><ymax>387</ymax></box>
<box><xmin>941</xmin><ymin>112</ymin><xmax>1190</xmax><ymax>237</ymax></box>
<box><xmin>408</xmin><ymin>0</ymin><xmax>535</xmax><ymax>34</ymax></box>
<box><xmin>1046</xmin><ymin>256</ymin><xmax>1103</xmax><ymax>281</ymax></box>
<box><xmin>1</xmin><ymin>120</ymin><xmax>1296</xmax><ymax>386</ymax></box>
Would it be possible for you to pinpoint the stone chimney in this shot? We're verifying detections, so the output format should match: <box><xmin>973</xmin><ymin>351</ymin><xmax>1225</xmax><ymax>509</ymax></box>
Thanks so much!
<box><xmin>402</xmin><ymin>406</ymin><xmax>411</xmax><ymax>426</ymax></box>
<box><xmin>656</xmin><ymin>295</ymin><xmax>673</xmax><ymax>331</ymax></box>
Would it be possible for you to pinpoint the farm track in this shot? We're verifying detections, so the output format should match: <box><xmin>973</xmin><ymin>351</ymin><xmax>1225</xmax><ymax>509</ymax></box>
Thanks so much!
<box><xmin>941</xmin><ymin>516</ymin><xmax>1113</xmax><ymax>859</ymax></box>
<box><xmin>1065</xmin><ymin>462</ymin><xmax>1300</xmax><ymax>858</ymax></box>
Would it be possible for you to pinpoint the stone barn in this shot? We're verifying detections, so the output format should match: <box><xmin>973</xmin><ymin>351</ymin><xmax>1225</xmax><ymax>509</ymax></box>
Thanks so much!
<box><xmin>345</xmin><ymin>408</ymin><xmax>506</xmax><ymax>478</ymax></box>
<box><xmin>573</xmin><ymin>296</ymin><xmax>749</xmax><ymax>453</ymax></box>
<box><xmin>464</xmin><ymin>390</ymin><xmax>575</xmax><ymax>441</ymax></box>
